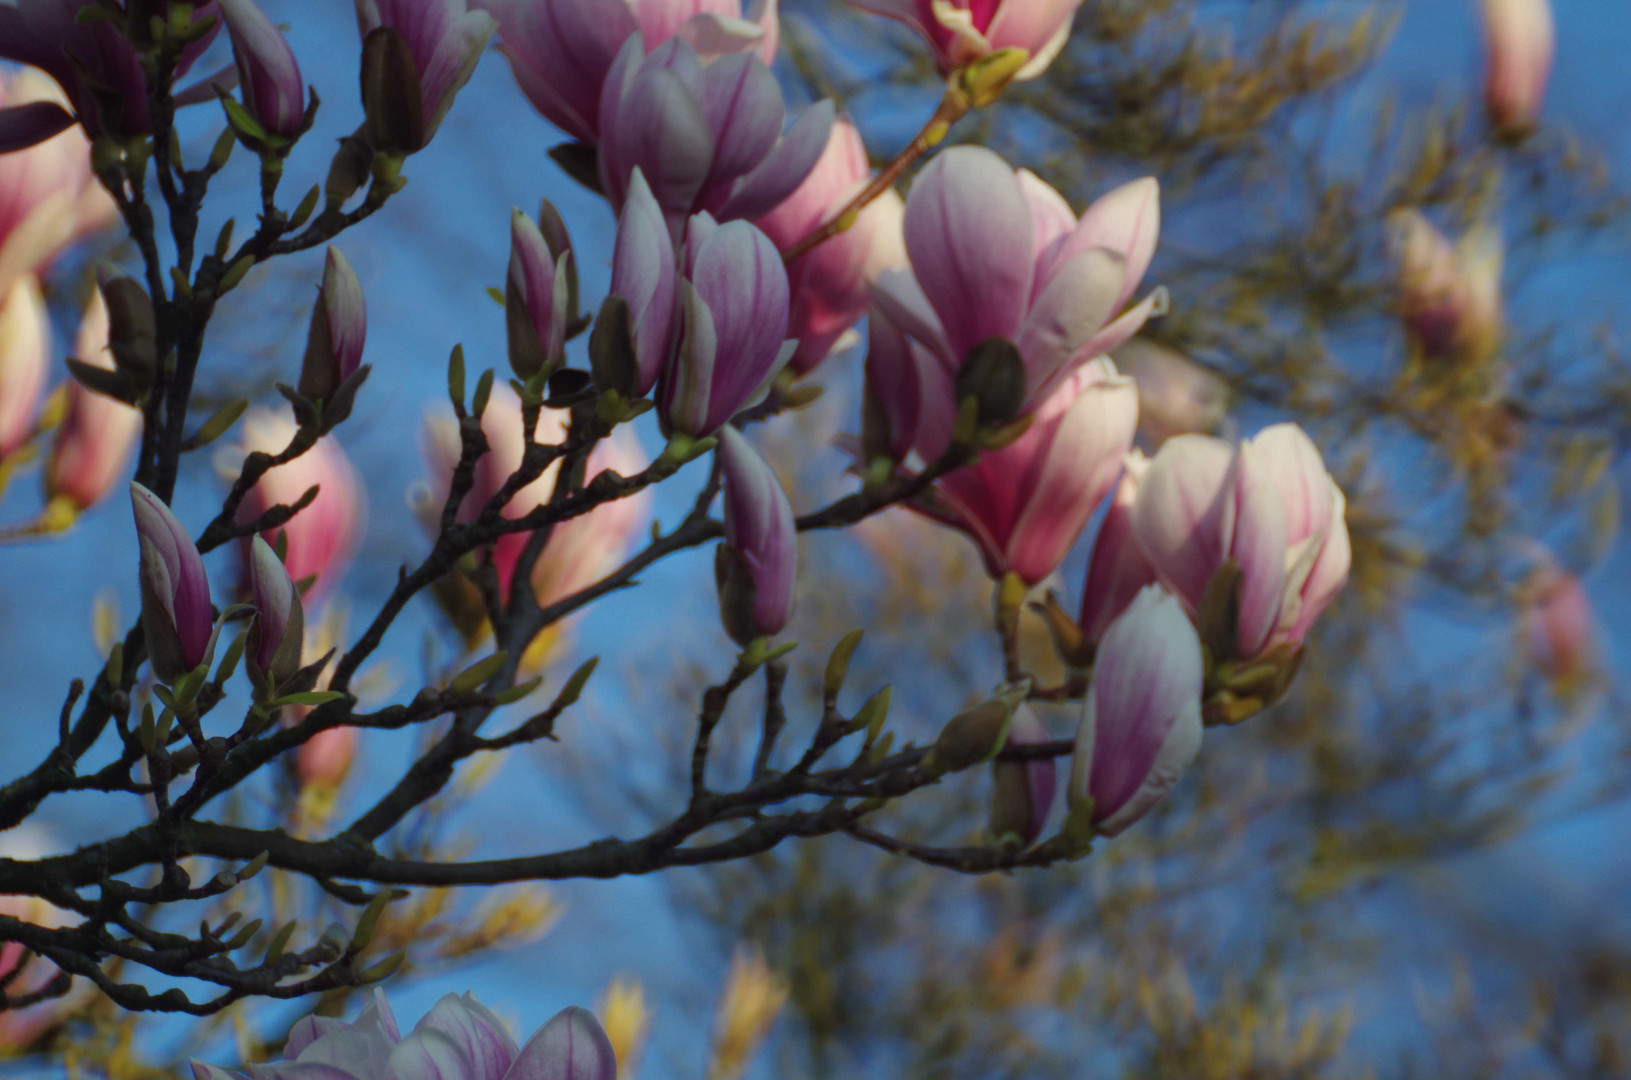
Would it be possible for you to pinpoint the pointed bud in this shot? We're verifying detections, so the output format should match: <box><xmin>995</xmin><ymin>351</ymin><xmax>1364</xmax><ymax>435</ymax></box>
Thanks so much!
<box><xmin>97</xmin><ymin>266</ymin><xmax>156</xmax><ymax>394</ymax></box>
<box><xmin>355</xmin><ymin>0</ymin><xmax>495</xmax><ymax>149</ymax></box>
<box><xmin>298</xmin><ymin>247</ymin><xmax>367</xmax><ymax>405</ymax></box>
<box><xmin>505</xmin><ymin>206</ymin><xmax>570</xmax><ymax>380</ymax></box>
<box><xmin>359</xmin><ymin>25</ymin><xmax>424</xmax><ymax>154</ymax></box>
<box><xmin>988</xmin><ymin>705</ymin><xmax>1056</xmax><ymax>848</ymax></box>
<box><xmin>131</xmin><ymin>482</ymin><xmax>213</xmax><ymax>683</ymax></box>
<box><xmin>715</xmin><ymin>426</ymin><xmax>796</xmax><ymax>644</ymax></box>
<box><xmin>219</xmin><ymin>0</ymin><xmax>306</xmax><ymax>139</ymax></box>
<box><xmin>246</xmin><ymin>534</ymin><xmax>304</xmax><ymax>695</ymax></box>
<box><xmin>608</xmin><ymin>169</ymin><xmax>676</xmax><ymax>397</ymax></box>
<box><xmin>1068</xmin><ymin>586</ymin><xmax>1203</xmax><ymax>836</ymax></box>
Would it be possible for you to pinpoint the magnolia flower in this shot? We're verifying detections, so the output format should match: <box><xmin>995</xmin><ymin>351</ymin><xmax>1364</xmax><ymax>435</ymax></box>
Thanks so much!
<box><xmin>875</xmin><ymin>145</ymin><xmax>1161</xmax><ymax>415</ymax></box>
<box><xmin>131</xmin><ymin>481</ymin><xmax>213</xmax><ymax>683</ymax></box>
<box><xmin>296</xmin><ymin>726</ymin><xmax>358</xmax><ymax>791</ymax></box>
<box><xmin>753</xmin><ymin>119</ymin><xmax>907</xmax><ymax>375</ymax></box>
<box><xmin>608</xmin><ymin>169</ymin><xmax>677</xmax><ymax>396</ymax></box>
<box><xmin>1131</xmin><ymin>424</ymin><xmax>1350</xmax><ymax>660</ymax></box>
<box><xmin>1516</xmin><ymin>552</ymin><xmax>1596</xmax><ymax>695</ymax></box>
<box><xmin>220</xmin><ymin>0</ymin><xmax>306</xmax><ymax>139</ymax></box>
<box><xmin>194</xmin><ymin>989</ymin><xmax>618</xmax><ymax>1080</ymax></box>
<box><xmin>0</xmin><ymin>826</ymin><xmax>77</xmax><ymax>1052</ymax></box>
<box><xmin>0</xmin><ymin>0</ymin><xmax>222</xmax><ymax>142</ymax></box>
<box><xmin>421</xmin><ymin>385</ymin><xmax>649</xmax><ymax>606</ymax></box>
<box><xmin>235</xmin><ymin>409</ymin><xmax>365</xmax><ymax>598</ymax></box>
<box><xmin>597</xmin><ymin>35</ymin><xmax>833</xmax><ymax>232</ymax></box>
<box><xmin>907</xmin><ymin>357</ymin><xmax>1138</xmax><ymax>585</ymax></box>
<box><xmin>506</xmin><ymin>202</ymin><xmax>572</xmax><ymax>380</ymax></box>
<box><xmin>0</xmin><ymin>67</ymin><xmax>115</xmax><ymax>297</ymax></box>
<box><xmin>716</xmin><ymin>426</ymin><xmax>796</xmax><ymax>643</ymax></box>
<box><xmin>1387</xmin><ymin>210</ymin><xmax>1503</xmax><ymax>364</ymax></box>
<box><xmin>246</xmin><ymin>534</ymin><xmax>304</xmax><ymax>694</ymax></box>
<box><xmin>862</xmin><ymin>301</ymin><xmax>954</xmax><ymax>463</ymax></box>
<box><xmin>486</xmin><ymin>0</ymin><xmax>779</xmax><ymax>144</ymax></box>
<box><xmin>845</xmin><ymin>0</ymin><xmax>1085</xmax><ymax>80</ymax></box>
<box><xmin>1077</xmin><ymin>450</ymin><xmax>1156</xmax><ymax>649</ymax></box>
<box><xmin>659</xmin><ymin>214</ymin><xmax>795</xmax><ymax>437</ymax></box>
<box><xmin>1068</xmin><ymin>585</ymin><xmax>1204</xmax><ymax>836</ymax></box>
<box><xmin>0</xmin><ymin>274</ymin><xmax>47</xmax><ymax>459</ymax></box>
<box><xmin>355</xmin><ymin>0</ymin><xmax>497</xmax><ymax>150</ymax></box>
<box><xmin>298</xmin><ymin>247</ymin><xmax>369</xmax><ymax>405</ymax></box>
<box><xmin>988</xmin><ymin>705</ymin><xmax>1056</xmax><ymax>848</ymax></box>
<box><xmin>45</xmin><ymin>288</ymin><xmax>140</xmax><ymax>511</ymax></box>
<box><xmin>1481</xmin><ymin>0</ymin><xmax>1553</xmax><ymax>135</ymax></box>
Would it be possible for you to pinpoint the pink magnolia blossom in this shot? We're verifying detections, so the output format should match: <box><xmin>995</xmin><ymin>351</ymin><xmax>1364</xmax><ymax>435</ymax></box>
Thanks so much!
<box><xmin>1068</xmin><ymin>584</ymin><xmax>1203</xmax><ymax>836</ymax></box>
<box><xmin>1388</xmin><ymin>211</ymin><xmax>1503</xmax><ymax>363</ymax></box>
<box><xmin>485</xmin><ymin>0</ymin><xmax>778</xmax><ymax>144</ymax></box>
<box><xmin>1516</xmin><ymin>553</ymin><xmax>1596</xmax><ymax>691</ymax></box>
<box><xmin>753</xmin><ymin>118</ymin><xmax>907</xmax><ymax>375</ymax></box>
<box><xmin>0</xmin><ymin>67</ymin><xmax>115</xmax><ymax>297</ymax></box>
<box><xmin>989</xmin><ymin>704</ymin><xmax>1056</xmax><ymax>848</ymax></box>
<box><xmin>1077</xmin><ymin>449</ymin><xmax>1156</xmax><ymax>650</ymax></box>
<box><xmin>45</xmin><ymin>287</ymin><xmax>140</xmax><ymax>511</ymax></box>
<box><xmin>659</xmin><ymin>213</ymin><xmax>795</xmax><ymax>437</ymax></box>
<box><xmin>875</xmin><ymin>145</ymin><xmax>1162</xmax><ymax>415</ymax></box>
<box><xmin>846</xmin><ymin>0</ymin><xmax>1084</xmax><ymax>80</ymax></box>
<box><xmin>597</xmin><ymin>35</ymin><xmax>832</xmax><ymax>231</ymax></box>
<box><xmin>0</xmin><ymin>0</ymin><xmax>222</xmax><ymax>142</ymax></box>
<box><xmin>131</xmin><ymin>481</ymin><xmax>214</xmax><ymax>682</ymax></box>
<box><xmin>1481</xmin><ymin>0</ymin><xmax>1553</xmax><ymax>135</ymax></box>
<box><xmin>195</xmin><ymin>989</ymin><xmax>618</xmax><ymax>1080</ymax></box>
<box><xmin>608</xmin><ymin>169</ymin><xmax>678</xmax><ymax>395</ymax></box>
<box><xmin>506</xmin><ymin>204</ymin><xmax>572</xmax><ymax>379</ymax></box>
<box><xmin>0</xmin><ymin>274</ymin><xmax>47</xmax><ymax>459</ymax></box>
<box><xmin>235</xmin><ymin>409</ymin><xmax>365</xmax><ymax>598</ymax></box>
<box><xmin>422</xmin><ymin>385</ymin><xmax>649</xmax><ymax>607</ymax></box>
<box><xmin>296</xmin><ymin>726</ymin><xmax>358</xmax><ymax>790</ymax></box>
<box><xmin>717</xmin><ymin>425</ymin><xmax>796</xmax><ymax>642</ymax></box>
<box><xmin>299</xmin><ymin>247</ymin><xmax>369</xmax><ymax>405</ymax></box>
<box><xmin>911</xmin><ymin>357</ymin><xmax>1138</xmax><ymax>585</ymax></box>
<box><xmin>220</xmin><ymin>0</ymin><xmax>306</xmax><ymax>138</ymax></box>
<box><xmin>1130</xmin><ymin>423</ymin><xmax>1350</xmax><ymax>659</ymax></box>
<box><xmin>355</xmin><ymin>0</ymin><xmax>497</xmax><ymax>146</ymax></box>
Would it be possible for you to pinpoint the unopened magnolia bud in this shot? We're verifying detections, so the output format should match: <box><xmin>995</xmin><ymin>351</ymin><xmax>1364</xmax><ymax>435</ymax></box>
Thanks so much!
<box><xmin>930</xmin><ymin>699</ymin><xmax>1014</xmax><ymax>775</ymax></box>
<box><xmin>246</xmin><ymin>535</ymin><xmax>304</xmax><ymax>697</ymax></box>
<box><xmin>988</xmin><ymin>705</ymin><xmax>1056</xmax><ymax>848</ymax></box>
<box><xmin>97</xmin><ymin>267</ymin><xmax>156</xmax><ymax>393</ymax></box>
<box><xmin>298</xmin><ymin>247</ymin><xmax>367</xmax><ymax>406</ymax></box>
<box><xmin>131</xmin><ymin>482</ymin><xmax>213</xmax><ymax>683</ymax></box>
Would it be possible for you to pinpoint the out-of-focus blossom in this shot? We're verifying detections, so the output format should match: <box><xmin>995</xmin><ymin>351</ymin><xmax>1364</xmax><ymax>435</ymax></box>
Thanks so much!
<box><xmin>0</xmin><ymin>826</ymin><xmax>77</xmax><ymax>1052</ymax></box>
<box><xmin>710</xmin><ymin>948</ymin><xmax>787</xmax><ymax>1080</ymax></box>
<box><xmin>0</xmin><ymin>67</ymin><xmax>115</xmax><ymax>296</ymax></box>
<box><xmin>220</xmin><ymin>0</ymin><xmax>306</xmax><ymax>139</ymax></box>
<box><xmin>1068</xmin><ymin>584</ymin><xmax>1203</xmax><ymax>836</ymax></box>
<box><xmin>246</xmin><ymin>533</ymin><xmax>304</xmax><ymax>695</ymax></box>
<box><xmin>845</xmin><ymin>0</ymin><xmax>1084</xmax><ymax>80</ymax></box>
<box><xmin>45</xmin><ymin>287</ymin><xmax>139</xmax><ymax>511</ymax></box>
<box><xmin>298</xmin><ymin>247</ymin><xmax>369</xmax><ymax>405</ymax></box>
<box><xmin>195</xmin><ymin>988</ymin><xmax>619</xmax><ymax>1080</ymax></box>
<box><xmin>1481</xmin><ymin>0</ymin><xmax>1553</xmax><ymax>135</ymax></box>
<box><xmin>422</xmin><ymin>385</ymin><xmax>649</xmax><ymax>606</ymax></box>
<box><xmin>1516</xmin><ymin>552</ymin><xmax>1597</xmax><ymax>696</ymax></box>
<box><xmin>131</xmin><ymin>481</ymin><xmax>213</xmax><ymax>683</ymax></box>
<box><xmin>506</xmin><ymin>203</ymin><xmax>571</xmax><ymax>380</ymax></box>
<box><xmin>597</xmin><ymin>977</ymin><xmax>651</xmax><ymax>1079</ymax></box>
<box><xmin>1078</xmin><ymin>450</ymin><xmax>1155</xmax><ymax>649</ymax></box>
<box><xmin>875</xmin><ymin>146</ymin><xmax>1161</xmax><ymax>415</ymax></box>
<box><xmin>355</xmin><ymin>0</ymin><xmax>497</xmax><ymax>150</ymax></box>
<box><xmin>989</xmin><ymin>704</ymin><xmax>1056</xmax><ymax>848</ymax></box>
<box><xmin>659</xmin><ymin>214</ymin><xmax>794</xmax><ymax>437</ymax></box>
<box><xmin>296</xmin><ymin>726</ymin><xmax>358</xmax><ymax>791</ymax></box>
<box><xmin>597</xmin><ymin>35</ymin><xmax>833</xmax><ymax>231</ymax></box>
<box><xmin>608</xmin><ymin>169</ymin><xmax>677</xmax><ymax>396</ymax></box>
<box><xmin>1112</xmin><ymin>337</ymin><xmax>1227</xmax><ymax>445</ymax></box>
<box><xmin>235</xmin><ymin>409</ymin><xmax>364</xmax><ymax>598</ymax></box>
<box><xmin>1388</xmin><ymin>210</ymin><xmax>1503</xmax><ymax>364</ymax></box>
<box><xmin>485</xmin><ymin>0</ymin><xmax>778</xmax><ymax>144</ymax></box>
<box><xmin>1131</xmin><ymin>423</ymin><xmax>1350</xmax><ymax>660</ymax></box>
<box><xmin>716</xmin><ymin>425</ymin><xmax>796</xmax><ymax>643</ymax></box>
<box><xmin>0</xmin><ymin>274</ymin><xmax>46</xmax><ymax>458</ymax></box>
<box><xmin>911</xmin><ymin>357</ymin><xmax>1138</xmax><ymax>585</ymax></box>
<box><xmin>0</xmin><ymin>1</ymin><xmax>221</xmax><ymax>142</ymax></box>
<box><xmin>753</xmin><ymin>119</ymin><xmax>906</xmax><ymax>375</ymax></box>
